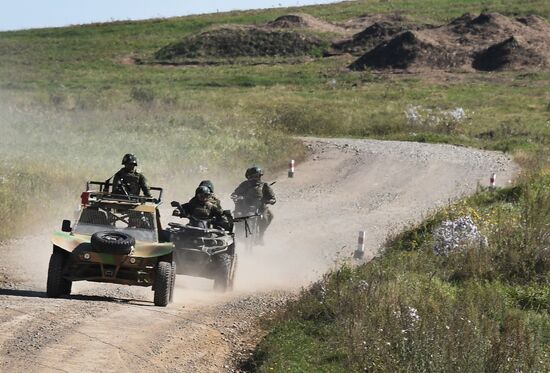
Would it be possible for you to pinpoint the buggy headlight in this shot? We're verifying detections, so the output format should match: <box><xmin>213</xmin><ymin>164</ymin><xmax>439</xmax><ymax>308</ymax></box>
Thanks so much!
<box><xmin>83</xmin><ymin>253</ymin><xmax>91</xmax><ymax>260</ymax></box>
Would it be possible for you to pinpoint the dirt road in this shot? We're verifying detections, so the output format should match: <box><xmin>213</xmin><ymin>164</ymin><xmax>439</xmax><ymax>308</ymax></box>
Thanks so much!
<box><xmin>0</xmin><ymin>138</ymin><xmax>517</xmax><ymax>372</ymax></box>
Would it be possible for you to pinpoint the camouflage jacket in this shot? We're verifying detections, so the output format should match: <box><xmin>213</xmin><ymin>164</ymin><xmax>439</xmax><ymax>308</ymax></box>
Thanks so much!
<box><xmin>209</xmin><ymin>195</ymin><xmax>222</xmax><ymax>210</ymax></box>
<box><xmin>180</xmin><ymin>197</ymin><xmax>223</xmax><ymax>221</ymax></box>
<box><xmin>231</xmin><ymin>180</ymin><xmax>276</xmax><ymax>211</ymax></box>
<box><xmin>112</xmin><ymin>168</ymin><xmax>151</xmax><ymax>197</ymax></box>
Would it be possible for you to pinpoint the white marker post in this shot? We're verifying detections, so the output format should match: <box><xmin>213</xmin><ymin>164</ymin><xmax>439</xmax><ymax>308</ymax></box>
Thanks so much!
<box><xmin>288</xmin><ymin>159</ymin><xmax>295</xmax><ymax>178</ymax></box>
<box><xmin>490</xmin><ymin>173</ymin><xmax>496</xmax><ymax>189</ymax></box>
<box><xmin>354</xmin><ymin>231</ymin><xmax>366</xmax><ymax>259</ymax></box>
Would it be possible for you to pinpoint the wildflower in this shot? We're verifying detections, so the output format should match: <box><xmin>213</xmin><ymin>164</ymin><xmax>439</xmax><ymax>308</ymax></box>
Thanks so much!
<box><xmin>408</xmin><ymin>307</ymin><xmax>420</xmax><ymax>324</ymax></box>
<box><xmin>432</xmin><ymin>215</ymin><xmax>488</xmax><ymax>256</ymax></box>
<box><xmin>357</xmin><ymin>280</ymin><xmax>369</xmax><ymax>291</ymax></box>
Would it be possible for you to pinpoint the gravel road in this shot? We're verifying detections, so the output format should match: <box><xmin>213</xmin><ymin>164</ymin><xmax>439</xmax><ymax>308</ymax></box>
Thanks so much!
<box><xmin>0</xmin><ymin>138</ymin><xmax>518</xmax><ymax>372</ymax></box>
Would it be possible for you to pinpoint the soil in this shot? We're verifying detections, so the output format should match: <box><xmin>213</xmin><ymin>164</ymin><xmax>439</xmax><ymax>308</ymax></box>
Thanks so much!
<box><xmin>349</xmin><ymin>12</ymin><xmax>550</xmax><ymax>72</ymax></box>
<box><xmin>266</xmin><ymin>13</ymin><xmax>347</xmax><ymax>35</ymax></box>
<box><xmin>154</xmin><ymin>25</ymin><xmax>325</xmax><ymax>61</ymax></box>
<box><xmin>0</xmin><ymin>138</ymin><xmax>518</xmax><ymax>372</ymax></box>
<box><xmin>331</xmin><ymin>21</ymin><xmax>431</xmax><ymax>56</ymax></box>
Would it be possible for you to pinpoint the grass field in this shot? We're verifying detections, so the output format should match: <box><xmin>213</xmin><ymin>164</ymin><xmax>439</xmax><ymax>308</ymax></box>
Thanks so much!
<box><xmin>1</xmin><ymin>0</ymin><xmax>550</xmax><ymax>370</ymax></box>
<box><xmin>245</xmin><ymin>177</ymin><xmax>550</xmax><ymax>371</ymax></box>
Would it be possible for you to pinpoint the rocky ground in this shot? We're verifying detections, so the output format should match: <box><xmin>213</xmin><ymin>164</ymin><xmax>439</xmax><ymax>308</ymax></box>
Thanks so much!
<box><xmin>0</xmin><ymin>138</ymin><xmax>518</xmax><ymax>372</ymax></box>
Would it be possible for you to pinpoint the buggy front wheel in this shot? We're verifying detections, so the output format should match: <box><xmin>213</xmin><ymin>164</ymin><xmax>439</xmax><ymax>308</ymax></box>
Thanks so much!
<box><xmin>47</xmin><ymin>250</ymin><xmax>72</xmax><ymax>298</ymax></box>
<box><xmin>154</xmin><ymin>261</ymin><xmax>173</xmax><ymax>307</ymax></box>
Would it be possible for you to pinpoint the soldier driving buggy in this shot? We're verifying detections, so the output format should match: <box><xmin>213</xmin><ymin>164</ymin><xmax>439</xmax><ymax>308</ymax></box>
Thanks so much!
<box><xmin>47</xmin><ymin>181</ymin><xmax>176</xmax><ymax>306</ymax></box>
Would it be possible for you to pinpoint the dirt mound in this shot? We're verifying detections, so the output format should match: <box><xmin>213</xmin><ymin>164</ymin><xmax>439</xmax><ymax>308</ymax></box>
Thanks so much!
<box><xmin>332</xmin><ymin>21</ymin><xmax>425</xmax><ymax>56</ymax></box>
<box><xmin>449</xmin><ymin>12</ymin><xmax>529</xmax><ymax>42</ymax></box>
<box><xmin>516</xmin><ymin>15</ymin><xmax>550</xmax><ymax>30</ymax></box>
<box><xmin>473</xmin><ymin>35</ymin><xmax>548</xmax><ymax>71</ymax></box>
<box><xmin>266</xmin><ymin>13</ymin><xmax>346</xmax><ymax>35</ymax></box>
<box><xmin>349</xmin><ymin>12</ymin><xmax>550</xmax><ymax>72</ymax></box>
<box><xmin>349</xmin><ymin>30</ymin><xmax>463</xmax><ymax>70</ymax></box>
<box><xmin>154</xmin><ymin>26</ymin><xmax>324</xmax><ymax>60</ymax></box>
<box><xmin>336</xmin><ymin>13</ymin><xmax>409</xmax><ymax>30</ymax></box>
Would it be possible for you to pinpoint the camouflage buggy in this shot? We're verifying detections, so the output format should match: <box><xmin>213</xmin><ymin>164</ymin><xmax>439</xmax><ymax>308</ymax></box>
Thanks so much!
<box><xmin>47</xmin><ymin>181</ymin><xmax>175</xmax><ymax>307</ymax></box>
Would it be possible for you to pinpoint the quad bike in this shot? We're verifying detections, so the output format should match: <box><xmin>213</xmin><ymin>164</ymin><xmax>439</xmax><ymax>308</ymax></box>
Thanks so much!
<box><xmin>168</xmin><ymin>201</ymin><xmax>241</xmax><ymax>292</ymax></box>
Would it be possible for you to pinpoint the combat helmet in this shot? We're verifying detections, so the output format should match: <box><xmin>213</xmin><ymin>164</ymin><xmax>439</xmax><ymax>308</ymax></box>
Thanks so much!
<box><xmin>122</xmin><ymin>153</ymin><xmax>138</xmax><ymax>165</ymax></box>
<box><xmin>199</xmin><ymin>180</ymin><xmax>215</xmax><ymax>193</ymax></box>
<box><xmin>245</xmin><ymin>166</ymin><xmax>263</xmax><ymax>179</ymax></box>
<box><xmin>195</xmin><ymin>185</ymin><xmax>212</xmax><ymax>202</ymax></box>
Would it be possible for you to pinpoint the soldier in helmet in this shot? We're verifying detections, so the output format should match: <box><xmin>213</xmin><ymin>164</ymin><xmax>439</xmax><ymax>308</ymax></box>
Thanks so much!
<box><xmin>231</xmin><ymin>166</ymin><xmax>276</xmax><ymax>244</ymax></box>
<box><xmin>176</xmin><ymin>186</ymin><xmax>229</xmax><ymax>230</ymax></box>
<box><xmin>199</xmin><ymin>180</ymin><xmax>222</xmax><ymax>210</ymax></box>
<box><xmin>112</xmin><ymin>153</ymin><xmax>152</xmax><ymax>197</ymax></box>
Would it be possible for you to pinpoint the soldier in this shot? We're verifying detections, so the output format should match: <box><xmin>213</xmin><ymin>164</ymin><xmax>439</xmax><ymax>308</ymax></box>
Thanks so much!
<box><xmin>176</xmin><ymin>186</ymin><xmax>229</xmax><ymax>230</ymax></box>
<box><xmin>231</xmin><ymin>166</ymin><xmax>276</xmax><ymax>244</ymax></box>
<box><xmin>112</xmin><ymin>153</ymin><xmax>152</xmax><ymax>197</ymax></box>
<box><xmin>199</xmin><ymin>180</ymin><xmax>222</xmax><ymax>210</ymax></box>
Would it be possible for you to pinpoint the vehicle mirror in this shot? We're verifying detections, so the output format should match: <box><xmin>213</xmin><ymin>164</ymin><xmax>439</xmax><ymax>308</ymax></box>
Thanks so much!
<box><xmin>61</xmin><ymin>219</ymin><xmax>72</xmax><ymax>232</ymax></box>
<box><xmin>170</xmin><ymin>201</ymin><xmax>179</xmax><ymax>207</ymax></box>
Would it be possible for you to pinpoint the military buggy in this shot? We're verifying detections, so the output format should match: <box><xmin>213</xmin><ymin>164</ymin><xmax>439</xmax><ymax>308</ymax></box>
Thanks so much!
<box><xmin>47</xmin><ymin>181</ymin><xmax>175</xmax><ymax>306</ymax></box>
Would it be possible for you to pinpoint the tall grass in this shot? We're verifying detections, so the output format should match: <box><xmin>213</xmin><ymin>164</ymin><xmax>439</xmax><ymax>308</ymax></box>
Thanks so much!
<box><xmin>0</xmin><ymin>99</ymin><xmax>304</xmax><ymax>241</ymax></box>
<box><xmin>246</xmin><ymin>175</ymin><xmax>550</xmax><ymax>372</ymax></box>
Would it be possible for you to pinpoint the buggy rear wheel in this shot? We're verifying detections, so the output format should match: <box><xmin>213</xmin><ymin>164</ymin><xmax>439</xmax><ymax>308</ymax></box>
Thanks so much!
<box><xmin>154</xmin><ymin>261</ymin><xmax>172</xmax><ymax>307</ymax></box>
<box><xmin>169</xmin><ymin>261</ymin><xmax>176</xmax><ymax>302</ymax></box>
<box><xmin>47</xmin><ymin>250</ymin><xmax>72</xmax><ymax>297</ymax></box>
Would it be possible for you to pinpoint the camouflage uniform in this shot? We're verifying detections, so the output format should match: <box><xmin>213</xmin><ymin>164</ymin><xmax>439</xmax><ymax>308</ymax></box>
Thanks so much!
<box><xmin>112</xmin><ymin>168</ymin><xmax>152</xmax><ymax>197</ymax></box>
<box><xmin>180</xmin><ymin>197</ymin><xmax>223</xmax><ymax>221</ymax></box>
<box><xmin>180</xmin><ymin>196</ymin><xmax>230</xmax><ymax>230</ymax></box>
<box><xmin>232</xmin><ymin>180</ymin><xmax>276</xmax><ymax>237</ymax></box>
<box><xmin>209</xmin><ymin>195</ymin><xmax>222</xmax><ymax>210</ymax></box>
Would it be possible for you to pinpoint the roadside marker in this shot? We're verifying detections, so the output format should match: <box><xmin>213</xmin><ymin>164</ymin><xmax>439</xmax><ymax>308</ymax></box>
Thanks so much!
<box><xmin>354</xmin><ymin>231</ymin><xmax>366</xmax><ymax>259</ymax></box>
<box><xmin>490</xmin><ymin>173</ymin><xmax>496</xmax><ymax>188</ymax></box>
<box><xmin>288</xmin><ymin>160</ymin><xmax>295</xmax><ymax>178</ymax></box>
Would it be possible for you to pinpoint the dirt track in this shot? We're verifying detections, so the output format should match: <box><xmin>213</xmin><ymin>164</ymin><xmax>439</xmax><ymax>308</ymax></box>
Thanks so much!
<box><xmin>0</xmin><ymin>138</ymin><xmax>518</xmax><ymax>372</ymax></box>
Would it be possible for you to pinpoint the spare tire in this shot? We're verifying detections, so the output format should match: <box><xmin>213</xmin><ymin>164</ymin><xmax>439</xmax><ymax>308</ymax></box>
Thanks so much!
<box><xmin>91</xmin><ymin>231</ymin><xmax>135</xmax><ymax>254</ymax></box>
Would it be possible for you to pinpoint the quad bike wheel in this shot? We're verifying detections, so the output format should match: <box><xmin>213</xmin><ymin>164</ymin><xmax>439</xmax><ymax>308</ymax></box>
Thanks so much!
<box><xmin>47</xmin><ymin>250</ymin><xmax>72</xmax><ymax>297</ymax></box>
<box><xmin>213</xmin><ymin>253</ymin><xmax>235</xmax><ymax>292</ymax></box>
<box><xmin>154</xmin><ymin>261</ymin><xmax>173</xmax><ymax>307</ymax></box>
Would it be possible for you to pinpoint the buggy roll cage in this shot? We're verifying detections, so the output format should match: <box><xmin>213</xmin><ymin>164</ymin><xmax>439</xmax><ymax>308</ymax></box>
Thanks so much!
<box><xmin>85</xmin><ymin>181</ymin><xmax>163</xmax><ymax>204</ymax></box>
